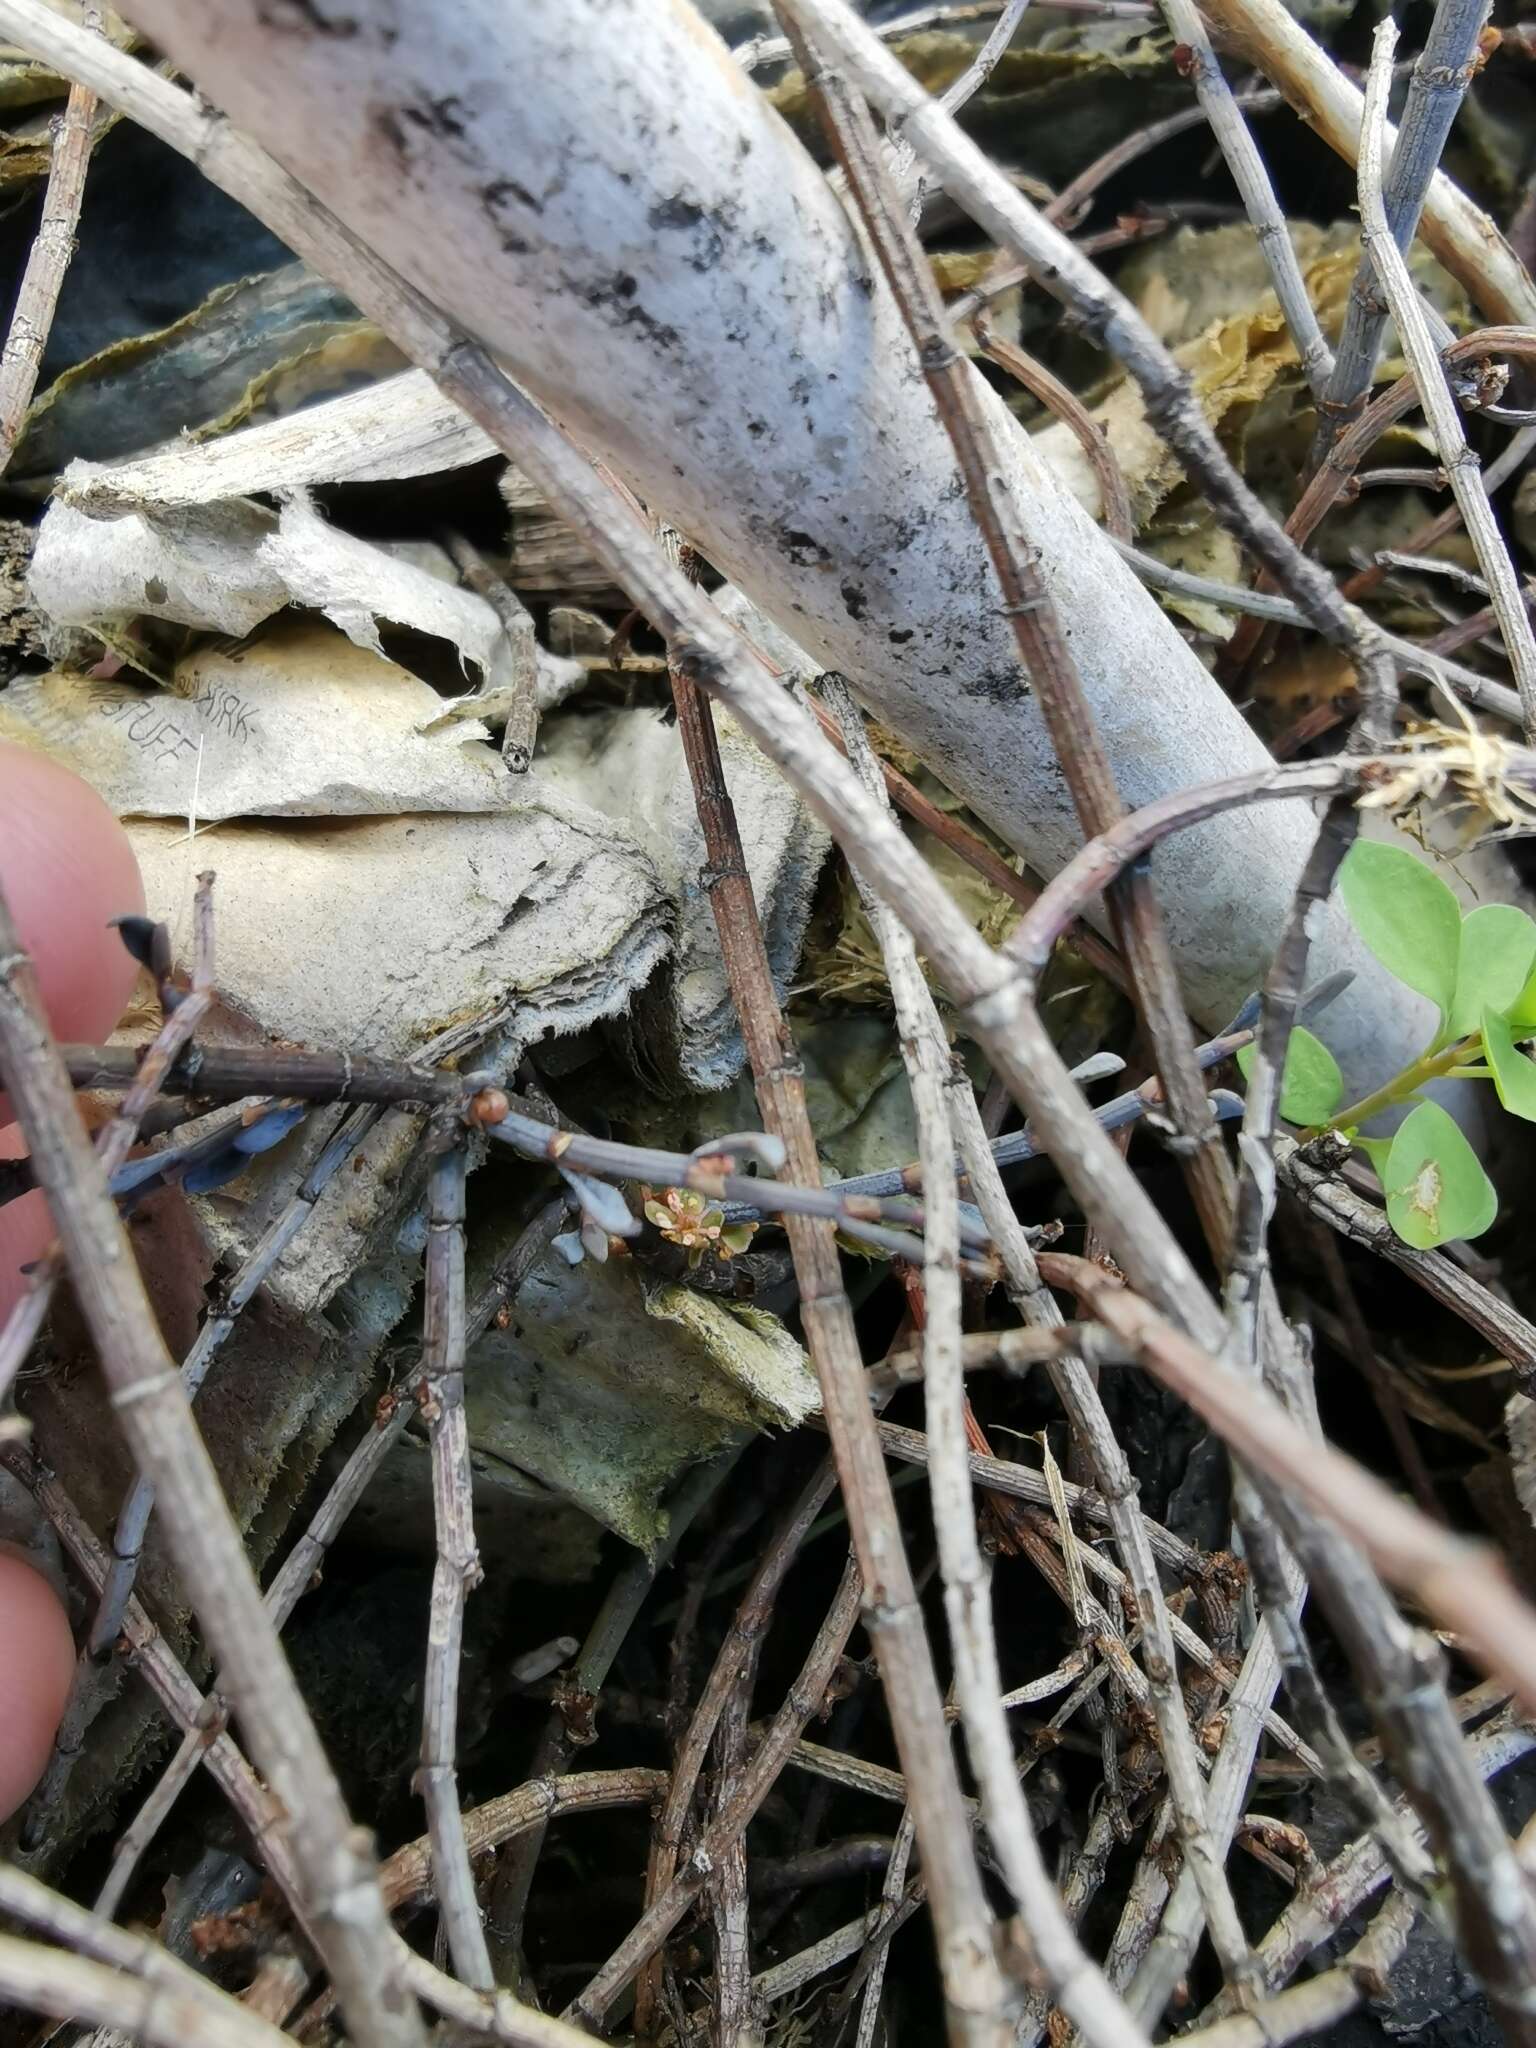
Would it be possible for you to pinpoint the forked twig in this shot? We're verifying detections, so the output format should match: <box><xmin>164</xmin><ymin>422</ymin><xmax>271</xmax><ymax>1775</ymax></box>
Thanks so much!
<box><xmin>1358</xmin><ymin>18</ymin><xmax>1536</xmax><ymax>739</ymax></box>
<box><xmin>96</xmin><ymin>1381</ymin><xmax>414</xmax><ymax>1918</ymax></box>
<box><xmin>566</xmin><ymin>1558</ymin><xmax>867</xmax><ymax>2031</ymax></box>
<box><xmin>1314</xmin><ymin>0</ymin><xmax>1493</xmax><ymax>452</ymax></box>
<box><xmin>827</xmin><ymin>679</ymin><xmax>1171</xmax><ymax>2030</ymax></box>
<box><xmin>1155</xmin><ymin>0</ymin><xmax>1333</xmax><ymax>395</ymax></box>
<box><xmin>0</xmin><ymin>1863</ymin><xmax>291</xmax><ymax>2048</ymax></box>
<box><xmin>416</xmin><ymin>1115</ymin><xmax>492</xmax><ymax>1986</ymax></box>
<box><xmin>789</xmin><ymin>2</ymin><xmax>1239</xmax><ymax>1264</ymax></box>
<box><xmin>776</xmin><ymin>0</ymin><xmax>1399</xmax><ymax>745</ymax></box>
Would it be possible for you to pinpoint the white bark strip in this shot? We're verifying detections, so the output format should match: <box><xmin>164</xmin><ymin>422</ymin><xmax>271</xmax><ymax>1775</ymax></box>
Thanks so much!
<box><xmin>107</xmin><ymin>0</ymin><xmax>1426</xmax><ymax>1084</ymax></box>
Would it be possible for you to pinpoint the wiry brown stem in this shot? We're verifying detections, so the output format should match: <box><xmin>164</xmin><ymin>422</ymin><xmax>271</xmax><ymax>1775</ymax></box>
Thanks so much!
<box><xmin>778</xmin><ymin>0</ymin><xmax>1400</xmax><ymax>746</ymax></box>
<box><xmin>0</xmin><ymin>886</ymin><xmax>426</xmax><ymax>2044</ymax></box>
<box><xmin>790</xmin><ymin>5</ymin><xmax>1236</xmax><ymax>1264</ymax></box>
<box><xmin>1226</xmin><ymin>329</ymin><xmax>1536</xmax><ymax>675</ymax></box>
<box><xmin>1359</xmin><ymin>20</ymin><xmax>1536</xmax><ymax>739</ymax></box>
<box><xmin>97</xmin><ymin>1381</ymin><xmax>416</xmax><ymax>1919</ymax></box>
<box><xmin>0</xmin><ymin>3</ymin><xmax>99</xmax><ymax>471</ymax></box>
<box><xmin>566</xmin><ymin>1557</ymin><xmax>868</xmax><ymax>2031</ymax></box>
<box><xmin>637</xmin><ymin>1457</ymin><xmax>842</xmax><ymax>2033</ymax></box>
<box><xmin>417</xmin><ymin>1116</ymin><xmax>492</xmax><ymax>1987</ymax></box>
<box><xmin>828</xmin><ymin>676</ymin><xmax>1171</xmax><ymax>2031</ymax></box>
<box><xmin>1225</xmin><ymin>799</ymin><xmax>1359</xmax><ymax>1376</ymax></box>
<box><xmin>651</xmin><ymin>482</ymin><xmax>1004</xmax><ymax>2031</ymax></box>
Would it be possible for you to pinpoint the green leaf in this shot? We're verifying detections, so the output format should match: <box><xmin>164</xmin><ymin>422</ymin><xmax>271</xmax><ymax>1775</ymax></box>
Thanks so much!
<box><xmin>1446</xmin><ymin>904</ymin><xmax>1536</xmax><ymax>1040</ymax></box>
<box><xmin>1236</xmin><ymin>1026</ymin><xmax>1343</xmax><ymax>1125</ymax></box>
<box><xmin>1339</xmin><ymin>841</ymin><xmax>1462</xmax><ymax>1024</ymax></box>
<box><xmin>1482</xmin><ymin>1006</ymin><xmax>1536</xmax><ymax>1123</ymax></box>
<box><xmin>1379</xmin><ymin>1101</ymin><xmax>1497</xmax><ymax>1250</ymax></box>
<box><xmin>1509</xmin><ymin>964</ymin><xmax>1536</xmax><ymax>1033</ymax></box>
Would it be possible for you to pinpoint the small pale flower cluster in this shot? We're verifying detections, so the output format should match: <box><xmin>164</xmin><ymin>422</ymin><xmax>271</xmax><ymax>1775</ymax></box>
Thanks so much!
<box><xmin>642</xmin><ymin>1185</ymin><xmax>758</xmax><ymax>1267</ymax></box>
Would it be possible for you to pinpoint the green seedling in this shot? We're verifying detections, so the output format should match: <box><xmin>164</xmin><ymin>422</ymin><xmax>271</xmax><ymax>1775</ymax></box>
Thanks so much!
<box><xmin>1237</xmin><ymin>839</ymin><xmax>1536</xmax><ymax>1251</ymax></box>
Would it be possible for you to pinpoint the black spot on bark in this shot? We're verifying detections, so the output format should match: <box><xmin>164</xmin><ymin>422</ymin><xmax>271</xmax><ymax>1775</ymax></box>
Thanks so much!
<box><xmin>647</xmin><ymin>195</ymin><xmax>730</xmax><ymax>272</ymax></box>
<box><xmin>888</xmin><ymin>627</ymin><xmax>914</xmax><ymax>645</ymax></box>
<box><xmin>400</xmin><ymin>95</ymin><xmax>470</xmax><ymax>140</ymax></box>
<box><xmin>962</xmin><ymin>663</ymin><xmax>1030</xmax><ymax>705</ymax></box>
<box><xmin>650</xmin><ymin>196</ymin><xmax>705</xmax><ymax>231</ymax></box>
<box><xmin>483</xmin><ymin>179</ymin><xmax>541</xmax><ymax>253</ymax></box>
<box><xmin>776</xmin><ymin>525</ymin><xmax>832</xmax><ymax>569</ymax></box>
<box><xmin>256</xmin><ymin>0</ymin><xmax>360</xmax><ymax>35</ymax></box>
<box><xmin>566</xmin><ymin>271</ymin><xmax>680</xmax><ymax>350</ymax></box>
<box><xmin>747</xmin><ymin>419</ymin><xmax>769</xmax><ymax>439</ymax></box>
<box><xmin>840</xmin><ymin>581</ymin><xmax>868</xmax><ymax>621</ymax></box>
<box><xmin>374</xmin><ymin>106</ymin><xmax>410</xmax><ymax>166</ymax></box>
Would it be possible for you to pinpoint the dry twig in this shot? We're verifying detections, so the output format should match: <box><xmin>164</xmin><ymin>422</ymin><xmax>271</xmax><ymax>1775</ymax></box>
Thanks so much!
<box><xmin>0</xmin><ymin>4</ymin><xmax>99</xmax><ymax>471</ymax></box>
<box><xmin>1358</xmin><ymin>19</ymin><xmax>1536</xmax><ymax>737</ymax></box>
<box><xmin>1315</xmin><ymin>0</ymin><xmax>1494</xmax><ymax>451</ymax></box>
<box><xmin>0</xmin><ymin>886</ymin><xmax>426</xmax><ymax>2045</ymax></box>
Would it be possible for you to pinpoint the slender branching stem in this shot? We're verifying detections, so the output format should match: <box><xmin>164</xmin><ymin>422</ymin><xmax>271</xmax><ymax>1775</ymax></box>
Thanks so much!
<box><xmin>1156</xmin><ymin>0</ymin><xmax>1333</xmax><ymax>394</ymax></box>
<box><xmin>1359</xmin><ymin>21</ymin><xmax>1536</xmax><ymax>739</ymax></box>
<box><xmin>416</xmin><ymin>1118</ymin><xmax>492</xmax><ymax>1986</ymax></box>
<box><xmin>830</xmin><ymin>676</ymin><xmax>1178</xmax><ymax>2027</ymax></box>
<box><xmin>1315</xmin><ymin>0</ymin><xmax>1493</xmax><ymax>453</ymax></box>
<box><xmin>0</xmin><ymin>3</ymin><xmax>100</xmax><ymax>471</ymax></box>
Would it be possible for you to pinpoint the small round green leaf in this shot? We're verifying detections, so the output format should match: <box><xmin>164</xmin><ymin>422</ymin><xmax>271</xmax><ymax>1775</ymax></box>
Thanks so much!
<box><xmin>1447</xmin><ymin>904</ymin><xmax>1536</xmax><ymax>1040</ymax></box>
<box><xmin>1339</xmin><ymin>841</ymin><xmax>1461</xmax><ymax>1023</ymax></box>
<box><xmin>1482</xmin><ymin>1006</ymin><xmax>1536</xmax><ymax>1123</ymax></box>
<box><xmin>1236</xmin><ymin>1026</ymin><xmax>1343</xmax><ymax>1125</ymax></box>
<box><xmin>1380</xmin><ymin>1100</ymin><xmax>1497</xmax><ymax>1250</ymax></box>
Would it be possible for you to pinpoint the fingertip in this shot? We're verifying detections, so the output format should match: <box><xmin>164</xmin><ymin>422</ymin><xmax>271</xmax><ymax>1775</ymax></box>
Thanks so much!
<box><xmin>0</xmin><ymin>1548</ymin><xmax>75</xmax><ymax>1824</ymax></box>
<box><xmin>0</xmin><ymin>740</ymin><xmax>144</xmax><ymax>1063</ymax></box>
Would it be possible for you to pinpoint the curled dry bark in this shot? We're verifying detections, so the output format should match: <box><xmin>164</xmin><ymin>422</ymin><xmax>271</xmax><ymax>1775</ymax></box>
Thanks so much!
<box><xmin>98</xmin><ymin>0</ymin><xmax>1430</xmax><ymax>1093</ymax></box>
